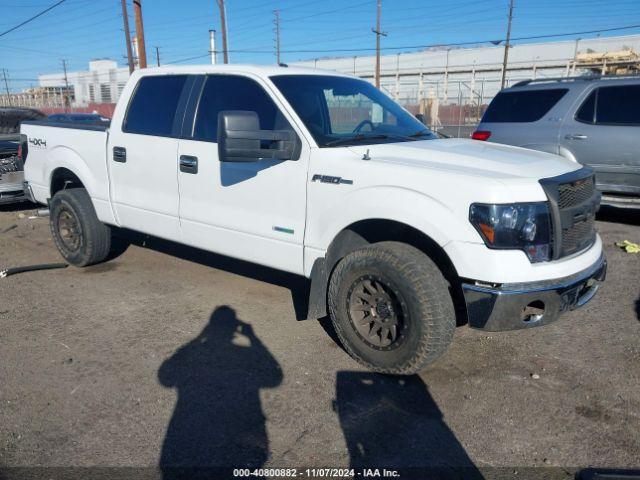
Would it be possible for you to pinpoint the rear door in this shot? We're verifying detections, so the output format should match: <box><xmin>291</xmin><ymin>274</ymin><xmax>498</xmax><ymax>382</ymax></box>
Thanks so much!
<box><xmin>559</xmin><ymin>83</ymin><xmax>640</xmax><ymax>194</ymax></box>
<box><xmin>175</xmin><ymin>74</ymin><xmax>309</xmax><ymax>274</ymax></box>
<box><xmin>108</xmin><ymin>74</ymin><xmax>193</xmax><ymax>240</ymax></box>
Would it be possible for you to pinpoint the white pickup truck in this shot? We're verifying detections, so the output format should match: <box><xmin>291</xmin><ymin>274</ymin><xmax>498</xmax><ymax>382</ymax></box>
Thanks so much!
<box><xmin>22</xmin><ymin>65</ymin><xmax>606</xmax><ymax>374</ymax></box>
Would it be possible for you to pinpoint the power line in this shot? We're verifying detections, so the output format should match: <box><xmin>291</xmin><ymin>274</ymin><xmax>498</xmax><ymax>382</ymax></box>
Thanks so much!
<box><xmin>0</xmin><ymin>0</ymin><xmax>67</xmax><ymax>38</ymax></box>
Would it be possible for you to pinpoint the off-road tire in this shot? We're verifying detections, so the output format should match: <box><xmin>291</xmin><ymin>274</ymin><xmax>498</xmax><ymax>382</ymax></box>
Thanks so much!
<box><xmin>49</xmin><ymin>188</ymin><xmax>112</xmax><ymax>267</ymax></box>
<box><xmin>328</xmin><ymin>241</ymin><xmax>455</xmax><ymax>375</ymax></box>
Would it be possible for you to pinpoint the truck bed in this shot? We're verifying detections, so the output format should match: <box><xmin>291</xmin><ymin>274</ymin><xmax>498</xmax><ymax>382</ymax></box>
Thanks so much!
<box><xmin>21</xmin><ymin>121</ymin><xmax>112</xmax><ymax>220</ymax></box>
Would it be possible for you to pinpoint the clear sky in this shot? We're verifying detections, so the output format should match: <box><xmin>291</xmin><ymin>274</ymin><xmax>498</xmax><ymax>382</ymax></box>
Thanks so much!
<box><xmin>1</xmin><ymin>0</ymin><xmax>639</xmax><ymax>91</ymax></box>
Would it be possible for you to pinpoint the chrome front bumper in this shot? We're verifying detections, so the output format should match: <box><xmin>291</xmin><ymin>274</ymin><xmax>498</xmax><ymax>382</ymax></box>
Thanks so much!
<box><xmin>462</xmin><ymin>254</ymin><xmax>607</xmax><ymax>331</ymax></box>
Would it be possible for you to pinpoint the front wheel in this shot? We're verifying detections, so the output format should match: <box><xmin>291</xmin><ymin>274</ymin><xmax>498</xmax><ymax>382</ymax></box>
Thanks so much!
<box><xmin>328</xmin><ymin>241</ymin><xmax>455</xmax><ymax>375</ymax></box>
<box><xmin>49</xmin><ymin>188</ymin><xmax>113</xmax><ymax>267</ymax></box>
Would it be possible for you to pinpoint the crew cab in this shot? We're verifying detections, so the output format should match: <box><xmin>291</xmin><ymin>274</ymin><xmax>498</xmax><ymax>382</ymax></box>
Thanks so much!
<box><xmin>22</xmin><ymin>65</ymin><xmax>606</xmax><ymax>374</ymax></box>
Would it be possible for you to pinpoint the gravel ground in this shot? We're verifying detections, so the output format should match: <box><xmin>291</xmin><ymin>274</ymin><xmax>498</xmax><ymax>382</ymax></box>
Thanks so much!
<box><xmin>0</xmin><ymin>202</ymin><xmax>638</xmax><ymax>479</ymax></box>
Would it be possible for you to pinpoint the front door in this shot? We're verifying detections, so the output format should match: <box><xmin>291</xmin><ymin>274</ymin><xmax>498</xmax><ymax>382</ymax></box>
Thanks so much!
<box><xmin>176</xmin><ymin>74</ymin><xmax>309</xmax><ymax>274</ymax></box>
<box><xmin>560</xmin><ymin>83</ymin><xmax>640</xmax><ymax>194</ymax></box>
<box><xmin>108</xmin><ymin>74</ymin><xmax>193</xmax><ymax>240</ymax></box>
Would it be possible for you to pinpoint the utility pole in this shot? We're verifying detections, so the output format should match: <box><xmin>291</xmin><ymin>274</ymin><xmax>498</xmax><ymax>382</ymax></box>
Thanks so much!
<box><xmin>2</xmin><ymin>69</ymin><xmax>12</xmax><ymax>107</ymax></box>
<box><xmin>500</xmin><ymin>0</ymin><xmax>514</xmax><ymax>90</ymax></box>
<box><xmin>371</xmin><ymin>0</ymin><xmax>387</xmax><ymax>88</ymax></box>
<box><xmin>133</xmin><ymin>0</ymin><xmax>147</xmax><ymax>69</ymax></box>
<box><xmin>274</xmin><ymin>9</ymin><xmax>281</xmax><ymax>65</ymax></box>
<box><xmin>209</xmin><ymin>29</ymin><xmax>217</xmax><ymax>65</ymax></box>
<box><xmin>216</xmin><ymin>0</ymin><xmax>229</xmax><ymax>64</ymax></box>
<box><xmin>61</xmin><ymin>59</ymin><xmax>70</xmax><ymax>112</ymax></box>
<box><xmin>120</xmin><ymin>0</ymin><xmax>134</xmax><ymax>73</ymax></box>
<box><xmin>155</xmin><ymin>46</ymin><xmax>160</xmax><ymax>66</ymax></box>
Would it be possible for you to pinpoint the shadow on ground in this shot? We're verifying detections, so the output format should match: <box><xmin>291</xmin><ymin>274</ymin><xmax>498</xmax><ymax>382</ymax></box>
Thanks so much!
<box><xmin>158</xmin><ymin>308</ymin><xmax>481</xmax><ymax>479</ymax></box>
<box><xmin>0</xmin><ymin>201</ymin><xmax>37</xmax><ymax>213</ymax></box>
<box><xmin>597</xmin><ymin>205</ymin><xmax>640</xmax><ymax>226</ymax></box>
<box><xmin>335</xmin><ymin>371</ymin><xmax>482</xmax><ymax>479</ymax></box>
<box><xmin>114</xmin><ymin>229</ymin><xmax>312</xmax><ymax>320</ymax></box>
<box><xmin>159</xmin><ymin>306</ymin><xmax>283</xmax><ymax>479</ymax></box>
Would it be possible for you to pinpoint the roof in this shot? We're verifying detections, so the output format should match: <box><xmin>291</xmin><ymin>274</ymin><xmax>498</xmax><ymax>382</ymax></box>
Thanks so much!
<box><xmin>509</xmin><ymin>73</ymin><xmax>640</xmax><ymax>89</ymax></box>
<box><xmin>130</xmin><ymin>63</ymin><xmax>355</xmax><ymax>80</ymax></box>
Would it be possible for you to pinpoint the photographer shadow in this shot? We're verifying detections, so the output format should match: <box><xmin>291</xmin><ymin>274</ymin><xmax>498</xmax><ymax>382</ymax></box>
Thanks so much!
<box><xmin>335</xmin><ymin>371</ymin><xmax>483</xmax><ymax>479</ymax></box>
<box><xmin>158</xmin><ymin>306</ymin><xmax>282</xmax><ymax>479</ymax></box>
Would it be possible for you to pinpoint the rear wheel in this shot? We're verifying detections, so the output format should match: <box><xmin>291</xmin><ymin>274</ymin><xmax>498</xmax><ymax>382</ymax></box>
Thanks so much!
<box><xmin>49</xmin><ymin>188</ymin><xmax>112</xmax><ymax>266</ymax></box>
<box><xmin>328</xmin><ymin>241</ymin><xmax>455</xmax><ymax>375</ymax></box>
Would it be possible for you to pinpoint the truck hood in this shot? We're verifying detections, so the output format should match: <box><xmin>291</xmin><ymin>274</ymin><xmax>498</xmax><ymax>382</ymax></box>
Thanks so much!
<box><xmin>347</xmin><ymin>138</ymin><xmax>579</xmax><ymax>181</ymax></box>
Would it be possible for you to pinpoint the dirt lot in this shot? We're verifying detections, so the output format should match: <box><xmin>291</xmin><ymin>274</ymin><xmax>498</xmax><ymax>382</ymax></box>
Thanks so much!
<box><xmin>0</xmin><ymin>202</ymin><xmax>638</xmax><ymax>479</ymax></box>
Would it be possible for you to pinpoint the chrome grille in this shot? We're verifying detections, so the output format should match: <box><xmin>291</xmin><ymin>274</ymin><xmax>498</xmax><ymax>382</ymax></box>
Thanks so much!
<box><xmin>557</xmin><ymin>176</ymin><xmax>596</xmax><ymax>209</ymax></box>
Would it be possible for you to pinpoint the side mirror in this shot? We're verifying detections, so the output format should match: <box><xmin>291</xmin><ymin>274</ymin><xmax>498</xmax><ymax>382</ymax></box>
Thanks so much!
<box><xmin>217</xmin><ymin>110</ymin><xmax>300</xmax><ymax>162</ymax></box>
<box><xmin>415</xmin><ymin>113</ymin><xmax>425</xmax><ymax>124</ymax></box>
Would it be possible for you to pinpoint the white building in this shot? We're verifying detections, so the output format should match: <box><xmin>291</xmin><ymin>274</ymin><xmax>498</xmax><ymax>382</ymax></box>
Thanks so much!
<box><xmin>38</xmin><ymin>60</ymin><xmax>130</xmax><ymax>107</ymax></box>
<box><xmin>293</xmin><ymin>34</ymin><xmax>640</xmax><ymax>104</ymax></box>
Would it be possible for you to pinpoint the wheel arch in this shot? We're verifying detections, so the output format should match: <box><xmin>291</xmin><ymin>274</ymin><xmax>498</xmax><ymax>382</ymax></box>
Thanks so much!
<box><xmin>306</xmin><ymin>218</ymin><xmax>467</xmax><ymax>325</ymax></box>
<box><xmin>50</xmin><ymin>167</ymin><xmax>86</xmax><ymax>196</ymax></box>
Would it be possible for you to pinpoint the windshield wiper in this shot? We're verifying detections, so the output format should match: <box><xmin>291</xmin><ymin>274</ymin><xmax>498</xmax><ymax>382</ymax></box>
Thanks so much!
<box><xmin>324</xmin><ymin>134</ymin><xmax>389</xmax><ymax>147</ymax></box>
<box><xmin>408</xmin><ymin>129</ymin><xmax>433</xmax><ymax>138</ymax></box>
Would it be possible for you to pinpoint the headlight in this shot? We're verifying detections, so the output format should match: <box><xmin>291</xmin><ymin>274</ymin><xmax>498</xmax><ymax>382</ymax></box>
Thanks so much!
<box><xmin>469</xmin><ymin>202</ymin><xmax>551</xmax><ymax>263</ymax></box>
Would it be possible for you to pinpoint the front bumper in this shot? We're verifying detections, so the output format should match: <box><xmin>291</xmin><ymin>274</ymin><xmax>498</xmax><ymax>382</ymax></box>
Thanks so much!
<box><xmin>462</xmin><ymin>253</ymin><xmax>607</xmax><ymax>331</ymax></box>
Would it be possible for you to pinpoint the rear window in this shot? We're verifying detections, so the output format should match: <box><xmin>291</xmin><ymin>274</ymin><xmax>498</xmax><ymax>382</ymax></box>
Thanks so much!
<box><xmin>482</xmin><ymin>88</ymin><xmax>568</xmax><ymax>123</ymax></box>
<box><xmin>595</xmin><ymin>85</ymin><xmax>640</xmax><ymax>125</ymax></box>
<box><xmin>123</xmin><ymin>75</ymin><xmax>188</xmax><ymax>136</ymax></box>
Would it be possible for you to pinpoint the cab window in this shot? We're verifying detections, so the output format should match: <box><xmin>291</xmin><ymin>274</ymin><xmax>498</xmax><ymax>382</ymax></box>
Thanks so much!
<box><xmin>192</xmin><ymin>75</ymin><xmax>291</xmax><ymax>142</ymax></box>
<box><xmin>123</xmin><ymin>75</ymin><xmax>188</xmax><ymax>136</ymax></box>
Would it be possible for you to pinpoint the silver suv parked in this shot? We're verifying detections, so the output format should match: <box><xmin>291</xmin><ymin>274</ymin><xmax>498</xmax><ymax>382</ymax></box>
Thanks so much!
<box><xmin>473</xmin><ymin>76</ymin><xmax>640</xmax><ymax>202</ymax></box>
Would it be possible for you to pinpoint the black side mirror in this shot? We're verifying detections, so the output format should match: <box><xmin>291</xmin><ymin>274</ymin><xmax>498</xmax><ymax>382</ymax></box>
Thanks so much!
<box><xmin>217</xmin><ymin>110</ymin><xmax>300</xmax><ymax>162</ymax></box>
<box><xmin>415</xmin><ymin>113</ymin><xmax>425</xmax><ymax>124</ymax></box>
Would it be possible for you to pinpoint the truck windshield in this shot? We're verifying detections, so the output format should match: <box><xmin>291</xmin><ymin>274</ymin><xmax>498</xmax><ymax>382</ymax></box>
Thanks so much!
<box><xmin>270</xmin><ymin>74</ymin><xmax>436</xmax><ymax>147</ymax></box>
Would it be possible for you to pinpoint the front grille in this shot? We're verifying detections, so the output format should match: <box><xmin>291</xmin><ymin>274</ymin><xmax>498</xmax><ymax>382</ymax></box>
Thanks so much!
<box><xmin>561</xmin><ymin>215</ymin><xmax>595</xmax><ymax>256</ymax></box>
<box><xmin>557</xmin><ymin>176</ymin><xmax>596</xmax><ymax>209</ymax></box>
<box><xmin>540</xmin><ymin>168</ymin><xmax>600</xmax><ymax>260</ymax></box>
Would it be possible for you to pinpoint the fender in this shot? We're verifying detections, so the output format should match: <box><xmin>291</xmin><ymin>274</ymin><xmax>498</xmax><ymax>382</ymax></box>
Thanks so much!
<box><xmin>46</xmin><ymin>146</ymin><xmax>97</xmax><ymax>197</ymax></box>
<box><xmin>304</xmin><ymin>186</ymin><xmax>477</xmax><ymax>320</ymax></box>
<box><xmin>46</xmin><ymin>146</ymin><xmax>117</xmax><ymax>225</ymax></box>
<box><xmin>306</xmin><ymin>185</ymin><xmax>476</xmax><ymax>258</ymax></box>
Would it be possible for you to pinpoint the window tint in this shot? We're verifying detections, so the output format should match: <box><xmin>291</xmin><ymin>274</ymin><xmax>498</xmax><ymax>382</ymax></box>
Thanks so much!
<box><xmin>123</xmin><ymin>75</ymin><xmax>188</xmax><ymax>136</ymax></box>
<box><xmin>596</xmin><ymin>85</ymin><xmax>640</xmax><ymax>125</ymax></box>
<box><xmin>193</xmin><ymin>75</ymin><xmax>287</xmax><ymax>142</ymax></box>
<box><xmin>575</xmin><ymin>90</ymin><xmax>596</xmax><ymax>124</ymax></box>
<box><xmin>482</xmin><ymin>88</ymin><xmax>568</xmax><ymax>123</ymax></box>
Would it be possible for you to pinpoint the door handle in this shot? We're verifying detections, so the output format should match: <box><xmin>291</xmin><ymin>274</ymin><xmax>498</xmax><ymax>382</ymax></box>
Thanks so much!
<box><xmin>179</xmin><ymin>155</ymin><xmax>198</xmax><ymax>174</ymax></box>
<box><xmin>113</xmin><ymin>146</ymin><xmax>127</xmax><ymax>162</ymax></box>
<box><xmin>565</xmin><ymin>134</ymin><xmax>588</xmax><ymax>140</ymax></box>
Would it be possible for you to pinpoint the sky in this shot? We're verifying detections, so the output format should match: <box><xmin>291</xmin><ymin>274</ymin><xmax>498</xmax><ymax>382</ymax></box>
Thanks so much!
<box><xmin>0</xmin><ymin>0</ymin><xmax>639</xmax><ymax>92</ymax></box>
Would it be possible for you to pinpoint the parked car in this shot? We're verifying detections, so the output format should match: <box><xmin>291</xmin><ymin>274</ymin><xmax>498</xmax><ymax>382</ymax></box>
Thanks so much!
<box><xmin>473</xmin><ymin>75</ymin><xmax>640</xmax><ymax>203</ymax></box>
<box><xmin>0</xmin><ymin>107</ymin><xmax>46</xmax><ymax>204</ymax></box>
<box><xmin>22</xmin><ymin>65</ymin><xmax>605</xmax><ymax>374</ymax></box>
<box><xmin>48</xmin><ymin>113</ymin><xmax>110</xmax><ymax>125</ymax></box>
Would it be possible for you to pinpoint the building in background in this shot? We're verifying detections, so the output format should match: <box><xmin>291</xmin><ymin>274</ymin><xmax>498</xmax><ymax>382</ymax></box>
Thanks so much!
<box><xmin>293</xmin><ymin>34</ymin><xmax>640</xmax><ymax>136</ymax></box>
<box><xmin>38</xmin><ymin>59</ymin><xmax>130</xmax><ymax>107</ymax></box>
